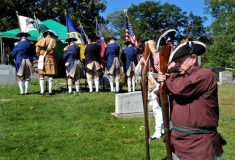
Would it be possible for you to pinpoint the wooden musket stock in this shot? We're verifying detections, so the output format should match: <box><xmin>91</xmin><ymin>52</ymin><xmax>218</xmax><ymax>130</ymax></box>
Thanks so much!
<box><xmin>140</xmin><ymin>42</ymin><xmax>151</xmax><ymax>160</ymax></box>
<box><xmin>159</xmin><ymin>45</ymin><xmax>173</xmax><ymax>160</ymax></box>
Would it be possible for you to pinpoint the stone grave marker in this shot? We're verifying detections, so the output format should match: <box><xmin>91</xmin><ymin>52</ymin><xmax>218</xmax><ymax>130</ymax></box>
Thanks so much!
<box><xmin>210</xmin><ymin>66</ymin><xmax>225</xmax><ymax>81</ymax></box>
<box><xmin>219</xmin><ymin>71</ymin><xmax>235</xmax><ymax>85</ymax></box>
<box><xmin>0</xmin><ymin>65</ymin><xmax>16</xmax><ymax>84</ymax></box>
<box><xmin>112</xmin><ymin>91</ymin><xmax>153</xmax><ymax>118</ymax></box>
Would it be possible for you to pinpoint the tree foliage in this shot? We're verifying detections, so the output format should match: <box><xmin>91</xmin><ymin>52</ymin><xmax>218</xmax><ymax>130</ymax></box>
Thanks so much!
<box><xmin>0</xmin><ymin>0</ymin><xmax>107</xmax><ymax>35</ymax></box>
<box><xmin>105</xmin><ymin>1</ymin><xmax>207</xmax><ymax>46</ymax></box>
<box><xmin>204</xmin><ymin>0</ymin><xmax>235</xmax><ymax>68</ymax></box>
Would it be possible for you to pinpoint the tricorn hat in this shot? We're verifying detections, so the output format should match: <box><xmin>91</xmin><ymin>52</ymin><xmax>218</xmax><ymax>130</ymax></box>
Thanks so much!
<box><xmin>66</xmin><ymin>37</ymin><xmax>77</xmax><ymax>43</ymax></box>
<box><xmin>124</xmin><ymin>41</ymin><xmax>134</xmax><ymax>46</ymax></box>
<box><xmin>168</xmin><ymin>41</ymin><xmax>206</xmax><ymax>63</ymax></box>
<box><xmin>42</xmin><ymin>29</ymin><xmax>57</xmax><ymax>37</ymax></box>
<box><xmin>88</xmin><ymin>34</ymin><xmax>100</xmax><ymax>42</ymax></box>
<box><xmin>136</xmin><ymin>39</ymin><xmax>148</xmax><ymax>54</ymax></box>
<box><xmin>16</xmin><ymin>32</ymin><xmax>31</xmax><ymax>37</ymax></box>
<box><xmin>156</xmin><ymin>29</ymin><xmax>176</xmax><ymax>51</ymax></box>
<box><xmin>106</xmin><ymin>36</ymin><xmax>117</xmax><ymax>41</ymax></box>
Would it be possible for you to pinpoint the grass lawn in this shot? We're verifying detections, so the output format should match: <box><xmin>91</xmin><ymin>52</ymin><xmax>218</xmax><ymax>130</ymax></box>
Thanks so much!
<box><xmin>0</xmin><ymin>78</ymin><xmax>234</xmax><ymax>160</ymax></box>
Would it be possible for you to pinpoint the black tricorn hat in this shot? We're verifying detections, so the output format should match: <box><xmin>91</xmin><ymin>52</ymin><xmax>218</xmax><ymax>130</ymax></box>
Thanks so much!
<box><xmin>124</xmin><ymin>41</ymin><xmax>134</xmax><ymax>46</ymax></box>
<box><xmin>168</xmin><ymin>41</ymin><xmax>206</xmax><ymax>63</ymax></box>
<box><xmin>106</xmin><ymin>36</ymin><xmax>117</xmax><ymax>41</ymax></box>
<box><xmin>88</xmin><ymin>34</ymin><xmax>100</xmax><ymax>41</ymax></box>
<box><xmin>156</xmin><ymin>29</ymin><xmax>176</xmax><ymax>51</ymax></box>
<box><xmin>16</xmin><ymin>32</ymin><xmax>31</xmax><ymax>37</ymax></box>
<box><xmin>136</xmin><ymin>39</ymin><xmax>148</xmax><ymax>54</ymax></box>
<box><xmin>42</xmin><ymin>29</ymin><xmax>57</xmax><ymax>37</ymax></box>
<box><xmin>66</xmin><ymin>37</ymin><xmax>77</xmax><ymax>43</ymax></box>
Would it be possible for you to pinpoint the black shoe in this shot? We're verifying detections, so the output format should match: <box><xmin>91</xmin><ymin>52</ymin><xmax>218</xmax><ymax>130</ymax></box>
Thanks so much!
<box><xmin>24</xmin><ymin>93</ymin><xmax>29</xmax><ymax>95</ymax></box>
<box><xmin>48</xmin><ymin>93</ymin><xmax>54</xmax><ymax>95</ymax></box>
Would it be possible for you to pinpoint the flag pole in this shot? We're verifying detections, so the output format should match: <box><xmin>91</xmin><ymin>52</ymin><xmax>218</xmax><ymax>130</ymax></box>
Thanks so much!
<box><xmin>33</xmin><ymin>12</ymin><xmax>39</xmax><ymax>32</ymax></box>
<box><xmin>124</xmin><ymin>8</ymin><xmax>129</xmax><ymax>43</ymax></box>
<box><xmin>80</xmin><ymin>22</ymin><xmax>89</xmax><ymax>44</ymax></box>
<box><xmin>95</xmin><ymin>17</ymin><xmax>98</xmax><ymax>36</ymax></box>
<box><xmin>16</xmin><ymin>11</ymin><xmax>21</xmax><ymax>32</ymax></box>
<box><xmin>64</xmin><ymin>9</ymin><xmax>68</xmax><ymax>39</ymax></box>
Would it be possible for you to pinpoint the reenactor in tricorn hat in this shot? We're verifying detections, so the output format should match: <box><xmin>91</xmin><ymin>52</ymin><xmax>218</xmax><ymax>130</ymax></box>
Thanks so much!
<box><xmin>104</xmin><ymin>36</ymin><xmax>121</xmax><ymax>93</ymax></box>
<box><xmin>84</xmin><ymin>34</ymin><xmax>102</xmax><ymax>93</ymax></box>
<box><xmin>63</xmin><ymin>37</ymin><xmax>82</xmax><ymax>93</ymax></box>
<box><xmin>35</xmin><ymin>29</ymin><xmax>58</xmax><ymax>95</ymax></box>
<box><xmin>12</xmin><ymin>32</ymin><xmax>36</xmax><ymax>95</ymax></box>
<box><xmin>157</xmin><ymin>40</ymin><xmax>224</xmax><ymax>159</ymax></box>
<box><xmin>120</xmin><ymin>41</ymin><xmax>138</xmax><ymax>92</ymax></box>
<box><xmin>137</xmin><ymin>29</ymin><xmax>177</xmax><ymax>140</ymax></box>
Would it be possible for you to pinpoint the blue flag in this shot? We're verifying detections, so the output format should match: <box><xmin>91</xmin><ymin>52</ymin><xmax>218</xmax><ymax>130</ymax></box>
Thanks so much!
<box><xmin>65</xmin><ymin>14</ymin><xmax>86</xmax><ymax>59</ymax></box>
<box><xmin>65</xmin><ymin>14</ymin><xmax>80</xmax><ymax>33</ymax></box>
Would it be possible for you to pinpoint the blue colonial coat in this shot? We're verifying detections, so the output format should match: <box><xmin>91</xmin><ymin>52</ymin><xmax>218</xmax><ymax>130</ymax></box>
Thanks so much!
<box><xmin>84</xmin><ymin>43</ymin><xmax>101</xmax><ymax>65</ymax></box>
<box><xmin>12</xmin><ymin>40</ymin><xmax>35</xmax><ymax>72</ymax></box>
<box><xmin>104</xmin><ymin>43</ymin><xmax>120</xmax><ymax>71</ymax></box>
<box><xmin>121</xmin><ymin>46</ymin><xmax>138</xmax><ymax>72</ymax></box>
<box><xmin>63</xmin><ymin>44</ymin><xmax>80</xmax><ymax>73</ymax></box>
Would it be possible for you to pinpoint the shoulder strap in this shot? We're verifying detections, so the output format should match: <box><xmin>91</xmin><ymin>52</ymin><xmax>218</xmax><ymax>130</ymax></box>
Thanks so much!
<box><xmin>42</xmin><ymin>38</ymin><xmax>53</xmax><ymax>57</ymax></box>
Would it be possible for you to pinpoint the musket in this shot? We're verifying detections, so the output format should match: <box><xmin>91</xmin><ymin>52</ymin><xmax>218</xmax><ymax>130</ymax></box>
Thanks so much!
<box><xmin>159</xmin><ymin>45</ymin><xmax>172</xmax><ymax>160</ymax></box>
<box><xmin>140</xmin><ymin>42</ymin><xmax>151</xmax><ymax>160</ymax></box>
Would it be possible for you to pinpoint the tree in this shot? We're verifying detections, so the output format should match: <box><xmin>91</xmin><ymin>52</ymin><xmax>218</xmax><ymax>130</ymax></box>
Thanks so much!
<box><xmin>105</xmin><ymin>1</ymin><xmax>207</xmax><ymax>46</ymax></box>
<box><xmin>0</xmin><ymin>0</ymin><xmax>107</xmax><ymax>35</ymax></box>
<box><xmin>204</xmin><ymin>0</ymin><xmax>235</xmax><ymax>68</ymax></box>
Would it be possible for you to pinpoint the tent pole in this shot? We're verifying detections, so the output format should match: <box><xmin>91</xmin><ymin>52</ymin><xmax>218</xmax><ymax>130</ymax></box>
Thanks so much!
<box><xmin>0</xmin><ymin>37</ymin><xmax>3</xmax><ymax>64</ymax></box>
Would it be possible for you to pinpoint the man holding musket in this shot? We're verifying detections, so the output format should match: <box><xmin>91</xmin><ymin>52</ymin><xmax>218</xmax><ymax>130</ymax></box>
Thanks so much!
<box><xmin>138</xmin><ymin>29</ymin><xmax>176</xmax><ymax>139</ymax></box>
<box><xmin>157</xmin><ymin>40</ymin><xmax>224</xmax><ymax>159</ymax></box>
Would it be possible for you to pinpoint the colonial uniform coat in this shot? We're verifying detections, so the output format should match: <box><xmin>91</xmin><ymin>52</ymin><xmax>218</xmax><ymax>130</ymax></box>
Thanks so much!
<box><xmin>85</xmin><ymin>43</ymin><xmax>101</xmax><ymax>72</ymax></box>
<box><xmin>35</xmin><ymin>35</ymin><xmax>58</xmax><ymax>75</ymax></box>
<box><xmin>84</xmin><ymin>42</ymin><xmax>102</xmax><ymax>92</ymax></box>
<box><xmin>121</xmin><ymin>45</ymin><xmax>137</xmax><ymax>73</ymax></box>
<box><xmin>12</xmin><ymin>40</ymin><xmax>35</xmax><ymax>80</ymax></box>
<box><xmin>63</xmin><ymin>44</ymin><xmax>81</xmax><ymax>78</ymax></box>
<box><xmin>104</xmin><ymin>43</ymin><xmax>120</xmax><ymax>72</ymax></box>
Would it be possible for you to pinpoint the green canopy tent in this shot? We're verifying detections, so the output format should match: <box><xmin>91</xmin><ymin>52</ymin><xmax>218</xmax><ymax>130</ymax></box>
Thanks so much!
<box><xmin>0</xmin><ymin>19</ymin><xmax>68</xmax><ymax>77</ymax></box>
<box><xmin>0</xmin><ymin>28</ymin><xmax>39</xmax><ymax>41</ymax></box>
<box><xmin>0</xmin><ymin>19</ymin><xmax>68</xmax><ymax>61</ymax></box>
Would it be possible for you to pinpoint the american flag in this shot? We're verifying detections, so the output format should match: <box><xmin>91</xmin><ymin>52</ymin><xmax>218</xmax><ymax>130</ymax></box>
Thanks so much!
<box><xmin>126</xmin><ymin>16</ymin><xmax>138</xmax><ymax>48</ymax></box>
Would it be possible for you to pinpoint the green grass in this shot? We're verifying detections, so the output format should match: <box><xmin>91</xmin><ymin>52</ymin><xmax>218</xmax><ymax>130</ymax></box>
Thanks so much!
<box><xmin>0</xmin><ymin>79</ymin><xmax>234</xmax><ymax>160</ymax></box>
